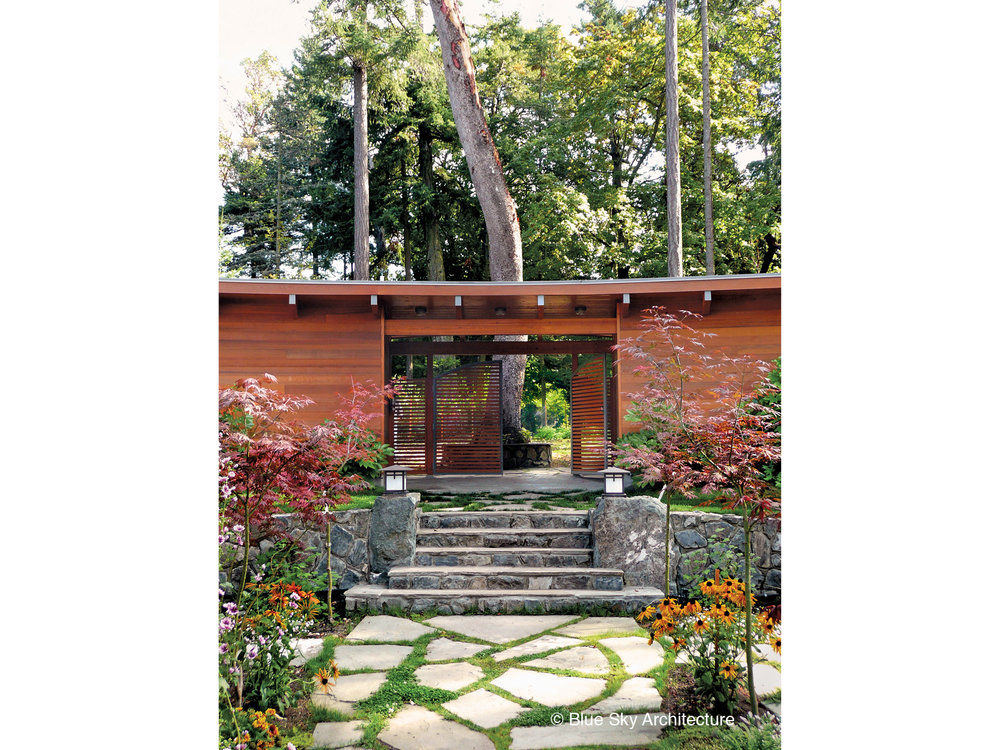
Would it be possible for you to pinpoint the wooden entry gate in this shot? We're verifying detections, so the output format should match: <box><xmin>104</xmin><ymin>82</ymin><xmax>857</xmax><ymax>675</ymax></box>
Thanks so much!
<box><xmin>391</xmin><ymin>361</ymin><xmax>503</xmax><ymax>475</ymax></box>
<box><xmin>570</xmin><ymin>355</ymin><xmax>609</xmax><ymax>473</ymax></box>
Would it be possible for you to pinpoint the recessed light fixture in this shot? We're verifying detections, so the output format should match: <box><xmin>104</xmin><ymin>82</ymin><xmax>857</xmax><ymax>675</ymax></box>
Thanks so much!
<box><xmin>575</xmin><ymin>305</ymin><xmax>587</xmax><ymax>316</ymax></box>
<box><xmin>415</xmin><ymin>305</ymin><xmax>427</xmax><ymax>317</ymax></box>
<box><xmin>494</xmin><ymin>306</ymin><xmax>507</xmax><ymax>317</ymax></box>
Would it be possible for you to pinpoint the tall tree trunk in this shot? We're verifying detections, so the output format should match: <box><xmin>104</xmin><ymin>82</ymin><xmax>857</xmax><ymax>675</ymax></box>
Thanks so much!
<box><xmin>353</xmin><ymin>60</ymin><xmax>370</xmax><ymax>280</ymax></box>
<box><xmin>430</xmin><ymin>0</ymin><xmax>526</xmax><ymax>439</ymax></box>
<box><xmin>701</xmin><ymin>0</ymin><xmax>715</xmax><ymax>275</ymax></box>
<box><xmin>401</xmin><ymin>152</ymin><xmax>412</xmax><ymax>280</ymax></box>
<box><xmin>664</xmin><ymin>0</ymin><xmax>683</xmax><ymax>276</ymax></box>
<box><xmin>610</xmin><ymin>131</ymin><xmax>628</xmax><ymax>278</ymax></box>
<box><xmin>418</xmin><ymin>124</ymin><xmax>444</xmax><ymax>281</ymax></box>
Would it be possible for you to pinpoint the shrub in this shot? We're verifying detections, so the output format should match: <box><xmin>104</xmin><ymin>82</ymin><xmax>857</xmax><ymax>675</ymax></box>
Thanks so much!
<box><xmin>533</xmin><ymin>424</ymin><xmax>569</xmax><ymax>442</ymax></box>
<box><xmin>636</xmin><ymin>575</ymin><xmax>780</xmax><ymax>716</ymax></box>
<box><xmin>219</xmin><ymin>557</ymin><xmax>322</xmax><ymax>712</ymax></box>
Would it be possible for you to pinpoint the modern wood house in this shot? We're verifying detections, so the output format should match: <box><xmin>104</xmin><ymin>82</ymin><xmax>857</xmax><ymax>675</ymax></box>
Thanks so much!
<box><xmin>219</xmin><ymin>274</ymin><xmax>780</xmax><ymax>475</ymax></box>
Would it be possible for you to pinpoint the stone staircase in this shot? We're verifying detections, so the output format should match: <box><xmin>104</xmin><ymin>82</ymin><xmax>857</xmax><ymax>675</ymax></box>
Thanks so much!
<box><xmin>346</xmin><ymin>508</ymin><xmax>663</xmax><ymax>614</ymax></box>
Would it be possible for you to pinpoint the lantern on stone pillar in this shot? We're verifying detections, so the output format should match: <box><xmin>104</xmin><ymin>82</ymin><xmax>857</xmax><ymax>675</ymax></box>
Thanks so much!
<box><xmin>380</xmin><ymin>465</ymin><xmax>410</xmax><ymax>496</ymax></box>
<box><xmin>599</xmin><ymin>467</ymin><xmax>629</xmax><ymax>497</ymax></box>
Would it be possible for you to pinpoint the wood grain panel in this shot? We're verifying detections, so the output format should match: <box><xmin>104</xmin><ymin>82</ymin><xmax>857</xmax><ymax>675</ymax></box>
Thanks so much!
<box><xmin>219</xmin><ymin>299</ymin><xmax>385</xmax><ymax>432</ymax></box>
<box><xmin>616</xmin><ymin>290</ymin><xmax>780</xmax><ymax>436</ymax></box>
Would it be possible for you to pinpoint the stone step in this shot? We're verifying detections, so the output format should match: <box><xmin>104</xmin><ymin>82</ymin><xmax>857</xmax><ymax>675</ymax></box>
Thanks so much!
<box><xmin>414</xmin><ymin>546</ymin><xmax>593</xmax><ymax>568</ymax></box>
<box><xmin>388</xmin><ymin>566</ymin><xmax>624</xmax><ymax>591</ymax></box>
<box><xmin>419</xmin><ymin>510</ymin><xmax>590</xmax><ymax>530</ymax></box>
<box><xmin>345</xmin><ymin>584</ymin><xmax>664</xmax><ymax>615</ymax></box>
<box><xmin>416</xmin><ymin>528</ymin><xmax>592</xmax><ymax>549</ymax></box>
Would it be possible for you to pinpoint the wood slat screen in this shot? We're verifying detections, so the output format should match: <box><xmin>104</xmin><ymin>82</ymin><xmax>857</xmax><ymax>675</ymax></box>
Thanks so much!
<box><xmin>391</xmin><ymin>377</ymin><xmax>428</xmax><ymax>474</ymax></box>
<box><xmin>433</xmin><ymin>361</ymin><xmax>502</xmax><ymax>474</ymax></box>
<box><xmin>571</xmin><ymin>356</ymin><xmax>608</xmax><ymax>472</ymax></box>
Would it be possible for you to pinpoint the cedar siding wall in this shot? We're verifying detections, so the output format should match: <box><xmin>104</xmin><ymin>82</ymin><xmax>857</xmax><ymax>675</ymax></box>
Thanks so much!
<box><xmin>219</xmin><ymin>297</ymin><xmax>385</xmax><ymax>433</ymax></box>
<box><xmin>616</xmin><ymin>289</ymin><xmax>780</xmax><ymax>436</ymax></box>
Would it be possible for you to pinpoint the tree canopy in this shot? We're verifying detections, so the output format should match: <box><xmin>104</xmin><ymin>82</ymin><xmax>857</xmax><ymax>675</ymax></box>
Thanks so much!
<box><xmin>219</xmin><ymin>0</ymin><xmax>780</xmax><ymax>281</ymax></box>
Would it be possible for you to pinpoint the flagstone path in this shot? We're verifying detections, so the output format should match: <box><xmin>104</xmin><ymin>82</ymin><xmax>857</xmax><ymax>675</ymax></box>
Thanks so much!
<box><xmin>302</xmin><ymin>612</ymin><xmax>781</xmax><ymax>749</ymax></box>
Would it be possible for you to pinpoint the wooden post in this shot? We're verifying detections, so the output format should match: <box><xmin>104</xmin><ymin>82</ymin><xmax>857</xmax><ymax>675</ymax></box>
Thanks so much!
<box><xmin>425</xmin><ymin>354</ymin><xmax>434</xmax><ymax>474</ymax></box>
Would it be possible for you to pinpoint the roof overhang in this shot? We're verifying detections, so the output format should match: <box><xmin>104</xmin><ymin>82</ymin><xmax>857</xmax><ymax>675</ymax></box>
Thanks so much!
<box><xmin>219</xmin><ymin>274</ymin><xmax>780</xmax><ymax>298</ymax></box>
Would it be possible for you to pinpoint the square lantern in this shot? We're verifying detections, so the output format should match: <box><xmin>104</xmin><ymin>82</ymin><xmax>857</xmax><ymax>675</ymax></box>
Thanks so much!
<box><xmin>381</xmin><ymin>465</ymin><xmax>410</xmax><ymax>496</ymax></box>
<box><xmin>599</xmin><ymin>467</ymin><xmax>629</xmax><ymax>497</ymax></box>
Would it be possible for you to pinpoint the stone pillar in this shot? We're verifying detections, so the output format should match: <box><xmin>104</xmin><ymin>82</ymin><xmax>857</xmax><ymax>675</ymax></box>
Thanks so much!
<box><xmin>368</xmin><ymin>491</ymin><xmax>420</xmax><ymax>583</ymax></box>
<box><xmin>591</xmin><ymin>494</ymin><xmax>667</xmax><ymax>592</ymax></box>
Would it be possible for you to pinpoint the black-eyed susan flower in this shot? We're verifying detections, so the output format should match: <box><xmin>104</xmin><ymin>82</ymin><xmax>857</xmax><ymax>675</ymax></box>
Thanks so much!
<box><xmin>671</xmin><ymin>638</ymin><xmax>686</xmax><ymax>651</ymax></box>
<box><xmin>636</xmin><ymin>605</ymin><xmax>656</xmax><ymax>623</ymax></box>
<box><xmin>693</xmin><ymin>617</ymin><xmax>709</xmax><ymax>634</ymax></box>
<box><xmin>314</xmin><ymin>667</ymin><xmax>336</xmax><ymax>694</ymax></box>
<box><xmin>719</xmin><ymin>661</ymin><xmax>739</xmax><ymax>680</ymax></box>
<box><xmin>770</xmin><ymin>636</ymin><xmax>781</xmax><ymax>655</ymax></box>
<box><xmin>718</xmin><ymin>606</ymin><xmax>736</xmax><ymax>625</ymax></box>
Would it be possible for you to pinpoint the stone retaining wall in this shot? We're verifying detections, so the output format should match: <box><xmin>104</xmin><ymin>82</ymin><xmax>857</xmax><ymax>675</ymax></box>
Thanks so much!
<box><xmin>669</xmin><ymin>511</ymin><xmax>781</xmax><ymax>598</ymax></box>
<box><xmin>220</xmin><ymin>509</ymin><xmax>373</xmax><ymax>590</ymax></box>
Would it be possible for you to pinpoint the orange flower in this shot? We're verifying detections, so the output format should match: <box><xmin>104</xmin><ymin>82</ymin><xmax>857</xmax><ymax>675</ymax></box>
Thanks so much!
<box><xmin>693</xmin><ymin>617</ymin><xmax>709</xmax><ymax>634</ymax></box>
<box><xmin>671</xmin><ymin>637</ymin><xmax>686</xmax><ymax>651</ymax></box>
<box><xmin>770</xmin><ymin>636</ymin><xmax>781</xmax><ymax>655</ymax></box>
<box><xmin>314</xmin><ymin>667</ymin><xmax>337</xmax><ymax>694</ymax></box>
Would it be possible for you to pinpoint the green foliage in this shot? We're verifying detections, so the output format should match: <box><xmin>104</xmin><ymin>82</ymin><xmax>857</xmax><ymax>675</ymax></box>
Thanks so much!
<box><xmin>532</xmin><ymin>424</ymin><xmax>570</xmax><ymax>442</ymax></box>
<box><xmin>718</xmin><ymin>713</ymin><xmax>781</xmax><ymax>750</ymax></box>
<box><xmin>323</xmin><ymin>422</ymin><xmax>394</xmax><ymax>483</ymax></box>
<box><xmin>219</xmin><ymin>1</ymin><xmax>780</xmax><ymax>282</ymax></box>
<box><xmin>677</xmin><ymin>531</ymin><xmax>743</xmax><ymax>594</ymax></box>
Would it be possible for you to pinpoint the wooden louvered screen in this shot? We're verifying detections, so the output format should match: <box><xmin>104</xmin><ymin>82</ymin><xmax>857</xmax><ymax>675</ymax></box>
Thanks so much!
<box><xmin>433</xmin><ymin>361</ymin><xmax>502</xmax><ymax>474</ymax></box>
<box><xmin>571</xmin><ymin>355</ymin><xmax>608</xmax><ymax>472</ymax></box>
<box><xmin>391</xmin><ymin>377</ymin><xmax>429</xmax><ymax>474</ymax></box>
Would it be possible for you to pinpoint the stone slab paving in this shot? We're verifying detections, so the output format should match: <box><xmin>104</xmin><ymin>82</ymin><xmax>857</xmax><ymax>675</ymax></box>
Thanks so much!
<box><xmin>334</xmin><ymin>644</ymin><xmax>413</xmax><ymax>671</ymax></box>
<box><xmin>345</xmin><ymin>615</ymin><xmax>435</xmax><ymax>643</ymax></box>
<box><xmin>312</xmin><ymin>720</ymin><xmax>364</xmax><ymax>748</ymax></box>
<box><xmin>554</xmin><ymin>616</ymin><xmax>642</xmax><ymax>637</ymax></box>
<box><xmin>599</xmin><ymin>636</ymin><xmax>664</xmax><ymax>674</ymax></box>
<box><xmin>425</xmin><ymin>614</ymin><xmax>576</xmax><ymax>643</ymax></box>
<box><xmin>584</xmin><ymin>677</ymin><xmax>661</xmax><ymax>714</ymax></box>
<box><xmin>764</xmin><ymin>700</ymin><xmax>781</xmax><ymax>717</ymax></box>
<box><xmin>753</xmin><ymin>663</ymin><xmax>781</xmax><ymax>696</ymax></box>
<box><xmin>377</xmin><ymin>704</ymin><xmax>494</xmax><ymax>750</ymax></box>
<box><xmin>414</xmin><ymin>661</ymin><xmax>485</xmax><ymax>691</ymax></box>
<box><xmin>442</xmin><ymin>688</ymin><xmax>529</xmax><ymax>728</ymax></box>
<box><xmin>493</xmin><ymin>634</ymin><xmax>582</xmax><ymax>661</ymax></box>
<box><xmin>289</xmin><ymin>637</ymin><xmax>325</xmax><ymax>667</ymax></box>
<box><xmin>310</xmin><ymin>693</ymin><xmax>356</xmax><ymax>716</ymax></box>
<box><xmin>492</xmin><ymin>667</ymin><xmax>605</xmax><ymax>707</ymax></box>
<box><xmin>524</xmin><ymin>645</ymin><xmax>611</xmax><ymax>674</ymax></box>
<box><xmin>509</xmin><ymin>713</ymin><xmax>667</xmax><ymax>749</ymax></box>
<box><xmin>426</xmin><ymin>637</ymin><xmax>489</xmax><ymax>661</ymax></box>
<box><xmin>318</xmin><ymin>671</ymin><xmax>387</xmax><ymax>702</ymax></box>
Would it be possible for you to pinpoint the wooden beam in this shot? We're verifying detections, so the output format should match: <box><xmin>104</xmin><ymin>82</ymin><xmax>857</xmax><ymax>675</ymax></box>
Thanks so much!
<box><xmin>702</xmin><ymin>290</ymin><xmax>712</xmax><ymax>315</ymax></box>
<box><xmin>384</xmin><ymin>317</ymin><xmax>617</xmax><ymax>336</ymax></box>
<box><xmin>388</xmin><ymin>339</ymin><xmax>613</xmax><ymax>356</ymax></box>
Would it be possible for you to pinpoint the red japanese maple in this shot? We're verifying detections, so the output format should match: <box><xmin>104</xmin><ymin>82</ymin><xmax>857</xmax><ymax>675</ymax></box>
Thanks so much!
<box><xmin>614</xmin><ymin>308</ymin><xmax>780</xmax><ymax>713</ymax></box>
<box><xmin>219</xmin><ymin>374</ymin><xmax>393</xmax><ymax>602</ymax></box>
